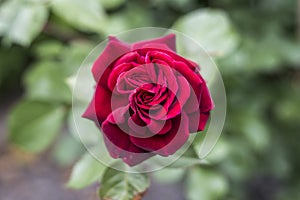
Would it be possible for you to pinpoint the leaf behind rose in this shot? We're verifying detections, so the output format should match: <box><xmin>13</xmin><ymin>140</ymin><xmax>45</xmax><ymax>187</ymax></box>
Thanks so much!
<box><xmin>8</xmin><ymin>100</ymin><xmax>65</xmax><ymax>153</ymax></box>
<box><xmin>172</xmin><ymin>8</ymin><xmax>239</xmax><ymax>58</ymax></box>
<box><xmin>186</xmin><ymin>167</ymin><xmax>228</xmax><ymax>200</ymax></box>
<box><xmin>0</xmin><ymin>0</ymin><xmax>48</xmax><ymax>46</ymax></box>
<box><xmin>51</xmin><ymin>0</ymin><xmax>107</xmax><ymax>34</ymax></box>
<box><xmin>67</xmin><ymin>153</ymin><xmax>107</xmax><ymax>189</ymax></box>
<box><xmin>99</xmin><ymin>163</ymin><xmax>150</xmax><ymax>200</ymax></box>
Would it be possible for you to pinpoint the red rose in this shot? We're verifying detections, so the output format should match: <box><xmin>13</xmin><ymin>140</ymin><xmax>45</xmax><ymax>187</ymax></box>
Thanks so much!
<box><xmin>83</xmin><ymin>34</ymin><xmax>214</xmax><ymax>166</ymax></box>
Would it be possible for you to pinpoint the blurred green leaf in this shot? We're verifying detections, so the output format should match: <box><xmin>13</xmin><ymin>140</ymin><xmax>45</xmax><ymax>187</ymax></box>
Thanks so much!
<box><xmin>166</xmin><ymin>0</ymin><xmax>197</xmax><ymax>12</ymax></box>
<box><xmin>52</xmin><ymin>133</ymin><xmax>85</xmax><ymax>167</ymax></box>
<box><xmin>152</xmin><ymin>168</ymin><xmax>185</xmax><ymax>183</ymax></box>
<box><xmin>0</xmin><ymin>0</ymin><xmax>48</xmax><ymax>46</ymax></box>
<box><xmin>205</xmin><ymin>139</ymin><xmax>231</xmax><ymax>163</ymax></box>
<box><xmin>99</xmin><ymin>165</ymin><xmax>150</xmax><ymax>200</ymax></box>
<box><xmin>242</xmin><ymin>116</ymin><xmax>270</xmax><ymax>152</ymax></box>
<box><xmin>150</xmin><ymin>141</ymin><xmax>207</xmax><ymax>168</ymax></box>
<box><xmin>275</xmin><ymin>91</ymin><xmax>300</xmax><ymax>123</ymax></box>
<box><xmin>186</xmin><ymin>167</ymin><xmax>228</xmax><ymax>200</ymax></box>
<box><xmin>8</xmin><ymin>100</ymin><xmax>65</xmax><ymax>153</ymax></box>
<box><xmin>24</xmin><ymin>61</ymin><xmax>72</xmax><ymax>103</ymax></box>
<box><xmin>173</xmin><ymin>8</ymin><xmax>239</xmax><ymax>57</ymax></box>
<box><xmin>67</xmin><ymin>153</ymin><xmax>106</xmax><ymax>189</ymax></box>
<box><xmin>105</xmin><ymin>14</ymin><xmax>130</xmax><ymax>34</ymax></box>
<box><xmin>68</xmin><ymin>103</ymin><xmax>100</xmax><ymax>144</ymax></box>
<box><xmin>219</xmin><ymin>34</ymin><xmax>300</xmax><ymax>74</ymax></box>
<box><xmin>61</xmin><ymin>40</ymin><xmax>95</xmax><ymax>76</ymax></box>
<box><xmin>33</xmin><ymin>40</ymin><xmax>64</xmax><ymax>59</ymax></box>
<box><xmin>99</xmin><ymin>0</ymin><xmax>124</xmax><ymax>9</ymax></box>
<box><xmin>51</xmin><ymin>0</ymin><xmax>107</xmax><ymax>33</ymax></box>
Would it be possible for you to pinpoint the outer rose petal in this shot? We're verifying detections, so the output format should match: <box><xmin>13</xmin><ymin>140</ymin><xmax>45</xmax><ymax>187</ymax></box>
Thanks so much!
<box><xmin>198</xmin><ymin>112</ymin><xmax>210</xmax><ymax>131</ymax></box>
<box><xmin>102</xmin><ymin>109</ymin><xmax>154</xmax><ymax>166</ymax></box>
<box><xmin>132</xmin><ymin>34</ymin><xmax>176</xmax><ymax>52</ymax></box>
<box><xmin>187</xmin><ymin>112</ymin><xmax>198</xmax><ymax>133</ymax></box>
<box><xmin>130</xmin><ymin>113</ymin><xmax>189</xmax><ymax>156</ymax></box>
<box><xmin>199</xmin><ymin>77</ymin><xmax>215</xmax><ymax>112</ymax></box>
<box><xmin>92</xmin><ymin>36</ymin><xmax>130</xmax><ymax>82</ymax></box>
<box><xmin>103</xmin><ymin>135</ymin><xmax>155</xmax><ymax>166</ymax></box>
<box><xmin>83</xmin><ymin>86</ymin><xmax>111</xmax><ymax>125</ymax></box>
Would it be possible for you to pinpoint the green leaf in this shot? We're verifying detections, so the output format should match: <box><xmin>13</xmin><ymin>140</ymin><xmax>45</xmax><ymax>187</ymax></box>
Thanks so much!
<box><xmin>186</xmin><ymin>167</ymin><xmax>228</xmax><ymax>200</ymax></box>
<box><xmin>219</xmin><ymin>34</ymin><xmax>300</xmax><ymax>74</ymax></box>
<box><xmin>68</xmin><ymin>102</ymin><xmax>100</xmax><ymax>144</ymax></box>
<box><xmin>99</xmin><ymin>165</ymin><xmax>150</xmax><ymax>200</ymax></box>
<box><xmin>51</xmin><ymin>0</ymin><xmax>107</xmax><ymax>33</ymax></box>
<box><xmin>104</xmin><ymin>14</ymin><xmax>130</xmax><ymax>34</ymax></box>
<box><xmin>204</xmin><ymin>139</ymin><xmax>231</xmax><ymax>164</ymax></box>
<box><xmin>172</xmin><ymin>8</ymin><xmax>239</xmax><ymax>57</ymax></box>
<box><xmin>52</xmin><ymin>133</ymin><xmax>85</xmax><ymax>167</ymax></box>
<box><xmin>151</xmin><ymin>148</ymin><xmax>207</xmax><ymax>169</ymax></box>
<box><xmin>33</xmin><ymin>40</ymin><xmax>64</xmax><ymax>59</ymax></box>
<box><xmin>152</xmin><ymin>168</ymin><xmax>185</xmax><ymax>183</ymax></box>
<box><xmin>24</xmin><ymin>61</ymin><xmax>72</xmax><ymax>103</ymax></box>
<box><xmin>242</xmin><ymin>116</ymin><xmax>270</xmax><ymax>152</ymax></box>
<box><xmin>61</xmin><ymin>40</ymin><xmax>95</xmax><ymax>76</ymax></box>
<box><xmin>99</xmin><ymin>0</ymin><xmax>125</xmax><ymax>9</ymax></box>
<box><xmin>8</xmin><ymin>100</ymin><xmax>65</xmax><ymax>153</ymax></box>
<box><xmin>0</xmin><ymin>0</ymin><xmax>48</xmax><ymax>46</ymax></box>
<box><xmin>67</xmin><ymin>153</ymin><xmax>107</xmax><ymax>189</ymax></box>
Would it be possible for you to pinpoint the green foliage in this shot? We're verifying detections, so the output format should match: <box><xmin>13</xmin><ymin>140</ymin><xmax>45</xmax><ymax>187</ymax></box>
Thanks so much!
<box><xmin>152</xmin><ymin>168</ymin><xmax>185</xmax><ymax>184</ymax></box>
<box><xmin>24</xmin><ymin>61</ymin><xmax>72</xmax><ymax>103</ymax></box>
<box><xmin>173</xmin><ymin>8</ymin><xmax>239</xmax><ymax>57</ymax></box>
<box><xmin>99</xmin><ymin>0</ymin><xmax>125</xmax><ymax>10</ymax></box>
<box><xmin>51</xmin><ymin>0</ymin><xmax>107</xmax><ymax>34</ymax></box>
<box><xmin>8</xmin><ymin>100</ymin><xmax>65</xmax><ymax>152</ymax></box>
<box><xmin>0</xmin><ymin>0</ymin><xmax>48</xmax><ymax>46</ymax></box>
<box><xmin>0</xmin><ymin>46</ymin><xmax>27</xmax><ymax>90</ymax></box>
<box><xmin>99</xmin><ymin>164</ymin><xmax>150</xmax><ymax>200</ymax></box>
<box><xmin>67</xmin><ymin>153</ymin><xmax>107</xmax><ymax>189</ymax></box>
<box><xmin>52</xmin><ymin>133</ymin><xmax>85</xmax><ymax>167</ymax></box>
<box><xmin>186</xmin><ymin>167</ymin><xmax>228</xmax><ymax>200</ymax></box>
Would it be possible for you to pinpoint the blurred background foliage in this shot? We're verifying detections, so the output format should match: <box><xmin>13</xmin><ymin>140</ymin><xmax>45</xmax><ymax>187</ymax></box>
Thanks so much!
<box><xmin>1</xmin><ymin>0</ymin><xmax>300</xmax><ymax>199</ymax></box>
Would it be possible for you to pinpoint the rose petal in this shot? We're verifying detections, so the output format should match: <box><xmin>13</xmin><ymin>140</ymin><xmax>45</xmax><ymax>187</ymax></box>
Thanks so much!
<box><xmin>198</xmin><ymin>112</ymin><xmax>210</xmax><ymax>131</ymax></box>
<box><xmin>145</xmin><ymin>51</ymin><xmax>174</xmax><ymax>67</ymax></box>
<box><xmin>102</xmin><ymin>111</ymin><xmax>150</xmax><ymax>160</ymax></box>
<box><xmin>92</xmin><ymin>36</ymin><xmax>130</xmax><ymax>82</ymax></box>
<box><xmin>82</xmin><ymin>96</ymin><xmax>97</xmax><ymax>120</ymax></box>
<box><xmin>199</xmin><ymin>76</ymin><xmax>215</xmax><ymax>112</ymax></box>
<box><xmin>130</xmin><ymin>112</ymin><xmax>189</xmax><ymax>156</ymax></box>
<box><xmin>102</xmin><ymin>108</ymin><xmax>155</xmax><ymax>166</ymax></box>
<box><xmin>163</xmin><ymin>76</ymin><xmax>191</xmax><ymax>119</ymax></box>
<box><xmin>128</xmin><ymin>113</ymin><xmax>147</xmax><ymax>136</ymax></box>
<box><xmin>114</xmin><ymin>51</ymin><xmax>141</xmax><ymax>66</ymax></box>
<box><xmin>122</xmin><ymin>151</ymin><xmax>155</xmax><ymax>166</ymax></box>
<box><xmin>173</xmin><ymin>61</ymin><xmax>203</xmax><ymax>97</ymax></box>
<box><xmin>108</xmin><ymin>62</ymin><xmax>138</xmax><ymax>91</ymax></box>
<box><xmin>188</xmin><ymin>111</ymin><xmax>210</xmax><ymax>132</ymax></box>
<box><xmin>83</xmin><ymin>85</ymin><xmax>112</xmax><ymax>125</ymax></box>
<box><xmin>102</xmin><ymin>133</ymin><xmax>154</xmax><ymax>166</ymax></box>
<box><xmin>132</xmin><ymin>34</ymin><xmax>176</xmax><ymax>52</ymax></box>
<box><xmin>176</xmin><ymin>76</ymin><xmax>190</xmax><ymax>106</ymax></box>
<box><xmin>148</xmin><ymin>119</ymin><xmax>172</xmax><ymax>135</ymax></box>
<box><xmin>173</xmin><ymin>61</ymin><xmax>203</xmax><ymax>113</ymax></box>
<box><xmin>187</xmin><ymin>111</ymin><xmax>201</xmax><ymax>133</ymax></box>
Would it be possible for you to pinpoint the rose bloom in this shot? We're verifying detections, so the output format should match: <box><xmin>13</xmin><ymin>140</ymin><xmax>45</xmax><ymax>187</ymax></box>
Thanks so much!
<box><xmin>83</xmin><ymin>34</ymin><xmax>214</xmax><ymax>166</ymax></box>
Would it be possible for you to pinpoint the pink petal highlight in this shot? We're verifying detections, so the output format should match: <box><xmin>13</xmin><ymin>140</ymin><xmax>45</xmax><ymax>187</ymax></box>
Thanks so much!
<box><xmin>132</xmin><ymin>34</ymin><xmax>176</xmax><ymax>52</ymax></box>
<box><xmin>92</xmin><ymin>37</ymin><xmax>130</xmax><ymax>82</ymax></box>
